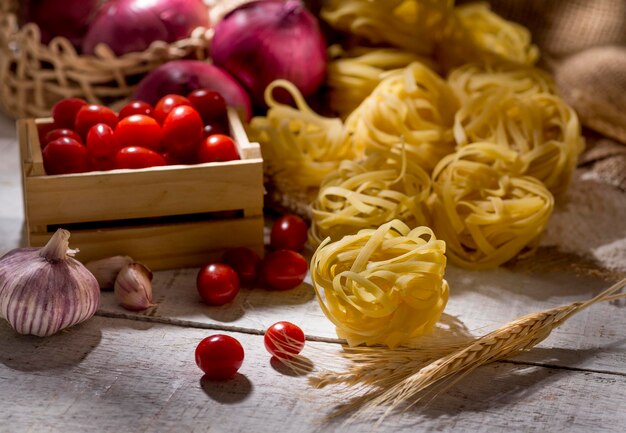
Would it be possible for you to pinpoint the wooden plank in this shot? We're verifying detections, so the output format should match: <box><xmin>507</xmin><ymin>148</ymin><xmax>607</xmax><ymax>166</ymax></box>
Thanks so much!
<box><xmin>96</xmin><ymin>265</ymin><xmax>626</xmax><ymax>373</ymax></box>
<box><xmin>29</xmin><ymin>216</ymin><xmax>265</xmax><ymax>270</ymax></box>
<box><xmin>0</xmin><ymin>317</ymin><xmax>624</xmax><ymax>433</ymax></box>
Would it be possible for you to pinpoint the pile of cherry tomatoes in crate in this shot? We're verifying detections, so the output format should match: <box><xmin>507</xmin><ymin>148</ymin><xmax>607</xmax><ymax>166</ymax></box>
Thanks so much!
<box><xmin>39</xmin><ymin>90</ymin><xmax>240</xmax><ymax>175</ymax></box>
<box><xmin>194</xmin><ymin>214</ymin><xmax>310</xmax><ymax>380</ymax></box>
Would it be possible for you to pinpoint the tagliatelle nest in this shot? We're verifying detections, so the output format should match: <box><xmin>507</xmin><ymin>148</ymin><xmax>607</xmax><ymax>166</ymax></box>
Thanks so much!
<box><xmin>311</xmin><ymin>220</ymin><xmax>449</xmax><ymax>348</ymax></box>
<box><xmin>346</xmin><ymin>62</ymin><xmax>459</xmax><ymax>173</ymax></box>
<box><xmin>310</xmin><ymin>152</ymin><xmax>431</xmax><ymax>247</ymax></box>
<box><xmin>428</xmin><ymin>143</ymin><xmax>554</xmax><ymax>270</ymax></box>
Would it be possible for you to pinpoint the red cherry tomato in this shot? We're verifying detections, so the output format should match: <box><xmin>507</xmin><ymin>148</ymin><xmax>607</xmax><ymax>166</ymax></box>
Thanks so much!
<box><xmin>220</xmin><ymin>247</ymin><xmax>261</xmax><ymax>286</ymax></box>
<box><xmin>115</xmin><ymin>114</ymin><xmax>162</xmax><ymax>152</ymax></box>
<box><xmin>119</xmin><ymin>100</ymin><xmax>154</xmax><ymax>120</ymax></box>
<box><xmin>195</xmin><ymin>334</ymin><xmax>244</xmax><ymax>380</ymax></box>
<box><xmin>261</xmin><ymin>250</ymin><xmax>307</xmax><ymax>291</ymax></box>
<box><xmin>203</xmin><ymin>122</ymin><xmax>228</xmax><ymax>139</ymax></box>
<box><xmin>37</xmin><ymin>122</ymin><xmax>60</xmax><ymax>148</ymax></box>
<box><xmin>42</xmin><ymin>137</ymin><xmax>89</xmax><ymax>175</ymax></box>
<box><xmin>270</xmin><ymin>215</ymin><xmax>308</xmax><ymax>251</ymax></box>
<box><xmin>86</xmin><ymin>123</ymin><xmax>119</xmax><ymax>159</ymax></box>
<box><xmin>114</xmin><ymin>146</ymin><xmax>166</xmax><ymax>169</ymax></box>
<box><xmin>90</xmin><ymin>156</ymin><xmax>116</xmax><ymax>171</ymax></box>
<box><xmin>74</xmin><ymin>104</ymin><xmax>118</xmax><ymax>139</ymax></box>
<box><xmin>52</xmin><ymin>98</ymin><xmax>87</xmax><ymax>128</ymax></box>
<box><xmin>197</xmin><ymin>262</ymin><xmax>240</xmax><ymax>305</ymax></box>
<box><xmin>197</xmin><ymin>134</ymin><xmax>240</xmax><ymax>163</ymax></box>
<box><xmin>43</xmin><ymin>128</ymin><xmax>83</xmax><ymax>147</ymax></box>
<box><xmin>264</xmin><ymin>321</ymin><xmax>305</xmax><ymax>359</ymax></box>
<box><xmin>187</xmin><ymin>89</ymin><xmax>227</xmax><ymax>124</ymax></box>
<box><xmin>153</xmin><ymin>94</ymin><xmax>191</xmax><ymax>125</ymax></box>
<box><xmin>162</xmin><ymin>105</ymin><xmax>203</xmax><ymax>161</ymax></box>
<box><xmin>162</xmin><ymin>152</ymin><xmax>181</xmax><ymax>165</ymax></box>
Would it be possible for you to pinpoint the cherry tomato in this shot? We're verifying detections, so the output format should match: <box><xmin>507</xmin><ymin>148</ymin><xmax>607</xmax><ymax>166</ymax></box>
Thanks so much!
<box><xmin>162</xmin><ymin>105</ymin><xmax>203</xmax><ymax>161</ymax></box>
<box><xmin>114</xmin><ymin>146</ymin><xmax>167</xmax><ymax>169</ymax></box>
<box><xmin>261</xmin><ymin>250</ymin><xmax>307</xmax><ymax>291</ymax></box>
<box><xmin>43</xmin><ymin>128</ymin><xmax>83</xmax><ymax>147</ymax></box>
<box><xmin>115</xmin><ymin>114</ymin><xmax>162</xmax><ymax>152</ymax></box>
<box><xmin>187</xmin><ymin>89</ymin><xmax>227</xmax><ymax>123</ymax></box>
<box><xmin>90</xmin><ymin>156</ymin><xmax>116</xmax><ymax>171</ymax></box>
<box><xmin>75</xmin><ymin>104</ymin><xmax>118</xmax><ymax>139</ymax></box>
<box><xmin>197</xmin><ymin>262</ymin><xmax>240</xmax><ymax>305</ymax></box>
<box><xmin>162</xmin><ymin>152</ymin><xmax>182</xmax><ymax>165</ymax></box>
<box><xmin>86</xmin><ymin>124</ymin><xmax>119</xmax><ymax>159</ymax></box>
<box><xmin>270</xmin><ymin>215</ymin><xmax>308</xmax><ymax>251</ymax></box>
<box><xmin>203</xmin><ymin>122</ymin><xmax>227</xmax><ymax>139</ymax></box>
<box><xmin>37</xmin><ymin>122</ymin><xmax>60</xmax><ymax>148</ymax></box>
<box><xmin>119</xmin><ymin>100</ymin><xmax>154</xmax><ymax>120</ymax></box>
<box><xmin>195</xmin><ymin>334</ymin><xmax>244</xmax><ymax>380</ymax></box>
<box><xmin>52</xmin><ymin>98</ymin><xmax>87</xmax><ymax>128</ymax></box>
<box><xmin>264</xmin><ymin>321</ymin><xmax>305</xmax><ymax>359</ymax></box>
<box><xmin>220</xmin><ymin>247</ymin><xmax>261</xmax><ymax>286</ymax></box>
<box><xmin>197</xmin><ymin>134</ymin><xmax>240</xmax><ymax>163</ymax></box>
<box><xmin>153</xmin><ymin>94</ymin><xmax>191</xmax><ymax>125</ymax></box>
<box><xmin>42</xmin><ymin>137</ymin><xmax>89</xmax><ymax>175</ymax></box>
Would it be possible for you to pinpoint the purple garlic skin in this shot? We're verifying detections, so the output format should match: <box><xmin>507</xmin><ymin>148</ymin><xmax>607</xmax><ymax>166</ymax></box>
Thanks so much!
<box><xmin>0</xmin><ymin>232</ymin><xmax>100</xmax><ymax>337</ymax></box>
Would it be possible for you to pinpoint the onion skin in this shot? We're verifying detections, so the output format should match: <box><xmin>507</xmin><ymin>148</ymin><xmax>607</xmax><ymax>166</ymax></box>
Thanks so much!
<box><xmin>82</xmin><ymin>0</ymin><xmax>209</xmax><ymax>56</ymax></box>
<box><xmin>133</xmin><ymin>60</ymin><xmax>252</xmax><ymax>120</ymax></box>
<box><xmin>211</xmin><ymin>0</ymin><xmax>327</xmax><ymax>107</ymax></box>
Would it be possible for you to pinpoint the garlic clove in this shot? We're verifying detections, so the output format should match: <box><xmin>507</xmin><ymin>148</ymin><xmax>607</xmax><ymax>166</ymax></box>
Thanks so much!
<box><xmin>114</xmin><ymin>263</ymin><xmax>156</xmax><ymax>311</ymax></box>
<box><xmin>86</xmin><ymin>256</ymin><xmax>134</xmax><ymax>290</ymax></box>
<box><xmin>0</xmin><ymin>229</ymin><xmax>100</xmax><ymax>337</ymax></box>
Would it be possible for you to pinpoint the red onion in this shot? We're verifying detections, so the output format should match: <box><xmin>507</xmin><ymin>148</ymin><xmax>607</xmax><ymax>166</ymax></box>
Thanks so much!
<box><xmin>82</xmin><ymin>0</ymin><xmax>209</xmax><ymax>56</ymax></box>
<box><xmin>133</xmin><ymin>60</ymin><xmax>252</xmax><ymax>120</ymax></box>
<box><xmin>21</xmin><ymin>0</ymin><xmax>103</xmax><ymax>50</ymax></box>
<box><xmin>211</xmin><ymin>0</ymin><xmax>327</xmax><ymax>107</ymax></box>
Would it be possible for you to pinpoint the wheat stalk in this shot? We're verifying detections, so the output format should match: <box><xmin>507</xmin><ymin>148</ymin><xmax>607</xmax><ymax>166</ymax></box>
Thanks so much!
<box><xmin>306</xmin><ymin>278</ymin><xmax>626</xmax><ymax>423</ymax></box>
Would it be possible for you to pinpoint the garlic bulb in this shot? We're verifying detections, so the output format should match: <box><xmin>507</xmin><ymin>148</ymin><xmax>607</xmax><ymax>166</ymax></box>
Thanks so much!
<box><xmin>114</xmin><ymin>263</ymin><xmax>155</xmax><ymax>311</ymax></box>
<box><xmin>86</xmin><ymin>255</ymin><xmax>133</xmax><ymax>290</ymax></box>
<box><xmin>0</xmin><ymin>229</ymin><xmax>100</xmax><ymax>337</ymax></box>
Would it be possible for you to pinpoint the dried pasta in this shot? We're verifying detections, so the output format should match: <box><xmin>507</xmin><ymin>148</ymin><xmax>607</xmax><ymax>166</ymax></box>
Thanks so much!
<box><xmin>346</xmin><ymin>62</ymin><xmax>459</xmax><ymax>173</ymax></box>
<box><xmin>321</xmin><ymin>0</ymin><xmax>453</xmax><ymax>56</ymax></box>
<box><xmin>327</xmin><ymin>45</ymin><xmax>436</xmax><ymax>118</ymax></box>
<box><xmin>453</xmin><ymin>89</ymin><xmax>584</xmax><ymax>196</ymax></box>
<box><xmin>248</xmin><ymin>79</ymin><xmax>362</xmax><ymax>196</ymax></box>
<box><xmin>311</xmin><ymin>220</ymin><xmax>449</xmax><ymax>348</ymax></box>
<box><xmin>437</xmin><ymin>3</ymin><xmax>539</xmax><ymax>71</ymax></box>
<box><xmin>310</xmin><ymin>151</ymin><xmax>431</xmax><ymax>247</ymax></box>
<box><xmin>428</xmin><ymin>143</ymin><xmax>554</xmax><ymax>270</ymax></box>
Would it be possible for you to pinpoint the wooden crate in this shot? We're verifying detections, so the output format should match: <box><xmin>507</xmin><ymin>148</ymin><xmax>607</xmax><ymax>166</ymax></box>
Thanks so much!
<box><xmin>18</xmin><ymin>108</ymin><xmax>264</xmax><ymax>270</ymax></box>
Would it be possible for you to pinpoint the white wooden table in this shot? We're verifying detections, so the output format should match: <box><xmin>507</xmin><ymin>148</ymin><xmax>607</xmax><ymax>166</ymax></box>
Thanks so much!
<box><xmin>1</xmin><ymin>114</ymin><xmax>625</xmax><ymax>433</ymax></box>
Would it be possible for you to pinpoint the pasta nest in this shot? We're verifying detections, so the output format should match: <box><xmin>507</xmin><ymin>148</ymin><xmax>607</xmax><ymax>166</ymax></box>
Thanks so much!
<box><xmin>428</xmin><ymin>143</ymin><xmax>554</xmax><ymax>270</ymax></box>
<box><xmin>437</xmin><ymin>2</ymin><xmax>539</xmax><ymax>71</ymax></box>
<box><xmin>248</xmin><ymin>80</ymin><xmax>362</xmax><ymax>194</ymax></box>
<box><xmin>311</xmin><ymin>220</ymin><xmax>449</xmax><ymax>348</ymax></box>
<box><xmin>310</xmin><ymin>151</ymin><xmax>432</xmax><ymax>247</ymax></box>
<box><xmin>453</xmin><ymin>88</ymin><xmax>584</xmax><ymax>196</ymax></box>
<box><xmin>346</xmin><ymin>61</ymin><xmax>459</xmax><ymax>173</ymax></box>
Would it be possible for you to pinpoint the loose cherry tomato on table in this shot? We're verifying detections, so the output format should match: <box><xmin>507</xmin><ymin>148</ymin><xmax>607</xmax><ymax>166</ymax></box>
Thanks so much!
<box><xmin>270</xmin><ymin>215</ymin><xmax>308</xmax><ymax>251</ymax></box>
<box><xmin>197</xmin><ymin>134</ymin><xmax>240</xmax><ymax>163</ymax></box>
<box><xmin>114</xmin><ymin>146</ymin><xmax>166</xmax><ymax>169</ymax></box>
<box><xmin>220</xmin><ymin>247</ymin><xmax>261</xmax><ymax>286</ymax></box>
<box><xmin>118</xmin><ymin>100</ymin><xmax>154</xmax><ymax>120</ymax></box>
<box><xmin>187</xmin><ymin>89</ymin><xmax>227</xmax><ymax>124</ymax></box>
<box><xmin>42</xmin><ymin>137</ymin><xmax>89</xmax><ymax>175</ymax></box>
<box><xmin>203</xmin><ymin>122</ymin><xmax>227</xmax><ymax>139</ymax></box>
<box><xmin>114</xmin><ymin>114</ymin><xmax>162</xmax><ymax>152</ymax></box>
<box><xmin>153</xmin><ymin>94</ymin><xmax>191</xmax><ymax>125</ymax></box>
<box><xmin>261</xmin><ymin>249</ymin><xmax>307</xmax><ymax>291</ymax></box>
<box><xmin>43</xmin><ymin>128</ymin><xmax>83</xmax><ymax>147</ymax></box>
<box><xmin>195</xmin><ymin>334</ymin><xmax>244</xmax><ymax>380</ymax></box>
<box><xmin>86</xmin><ymin>124</ymin><xmax>118</xmax><ymax>159</ymax></box>
<box><xmin>74</xmin><ymin>104</ymin><xmax>118</xmax><ymax>139</ymax></box>
<box><xmin>52</xmin><ymin>98</ymin><xmax>87</xmax><ymax>128</ymax></box>
<box><xmin>197</xmin><ymin>262</ymin><xmax>240</xmax><ymax>305</ymax></box>
<box><xmin>162</xmin><ymin>105</ymin><xmax>203</xmax><ymax>161</ymax></box>
<box><xmin>264</xmin><ymin>321</ymin><xmax>305</xmax><ymax>359</ymax></box>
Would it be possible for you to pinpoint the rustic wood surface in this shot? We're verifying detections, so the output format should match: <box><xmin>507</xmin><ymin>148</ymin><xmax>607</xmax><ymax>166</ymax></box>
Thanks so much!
<box><xmin>1</xmin><ymin>113</ymin><xmax>625</xmax><ymax>432</ymax></box>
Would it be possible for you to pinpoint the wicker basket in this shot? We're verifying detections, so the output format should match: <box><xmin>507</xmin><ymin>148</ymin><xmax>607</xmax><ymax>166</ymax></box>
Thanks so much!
<box><xmin>0</xmin><ymin>2</ymin><xmax>212</xmax><ymax>119</ymax></box>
